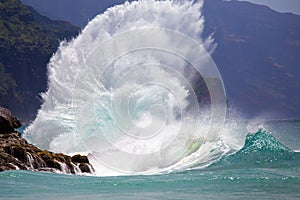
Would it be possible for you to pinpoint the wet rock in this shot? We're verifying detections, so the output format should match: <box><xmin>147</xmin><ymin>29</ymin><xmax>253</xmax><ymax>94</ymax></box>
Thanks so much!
<box><xmin>79</xmin><ymin>163</ymin><xmax>91</xmax><ymax>173</ymax></box>
<box><xmin>0</xmin><ymin>132</ymin><xmax>94</xmax><ymax>174</ymax></box>
<box><xmin>71</xmin><ymin>154</ymin><xmax>89</xmax><ymax>164</ymax></box>
<box><xmin>0</xmin><ymin>108</ymin><xmax>94</xmax><ymax>174</ymax></box>
<box><xmin>45</xmin><ymin>160</ymin><xmax>61</xmax><ymax>170</ymax></box>
<box><xmin>0</xmin><ymin>107</ymin><xmax>21</xmax><ymax>133</ymax></box>
<box><xmin>12</xmin><ymin>146</ymin><xmax>27</xmax><ymax>162</ymax></box>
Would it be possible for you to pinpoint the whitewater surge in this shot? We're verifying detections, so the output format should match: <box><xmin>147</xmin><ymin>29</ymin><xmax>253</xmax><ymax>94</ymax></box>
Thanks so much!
<box><xmin>25</xmin><ymin>0</ymin><xmax>227</xmax><ymax>176</ymax></box>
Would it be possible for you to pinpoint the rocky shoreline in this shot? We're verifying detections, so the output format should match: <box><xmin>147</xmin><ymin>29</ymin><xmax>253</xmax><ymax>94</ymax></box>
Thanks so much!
<box><xmin>0</xmin><ymin>107</ymin><xmax>94</xmax><ymax>174</ymax></box>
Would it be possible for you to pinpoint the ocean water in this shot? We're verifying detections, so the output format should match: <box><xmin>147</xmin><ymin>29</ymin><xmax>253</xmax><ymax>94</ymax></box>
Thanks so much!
<box><xmin>2</xmin><ymin>1</ymin><xmax>299</xmax><ymax>199</ymax></box>
<box><xmin>1</xmin><ymin>120</ymin><xmax>300</xmax><ymax>199</ymax></box>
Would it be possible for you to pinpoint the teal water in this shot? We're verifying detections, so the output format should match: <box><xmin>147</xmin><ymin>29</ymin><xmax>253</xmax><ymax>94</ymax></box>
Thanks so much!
<box><xmin>1</xmin><ymin>120</ymin><xmax>300</xmax><ymax>199</ymax></box>
<box><xmin>1</xmin><ymin>167</ymin><xmax>299</xmax><ymax>200</ymax></box>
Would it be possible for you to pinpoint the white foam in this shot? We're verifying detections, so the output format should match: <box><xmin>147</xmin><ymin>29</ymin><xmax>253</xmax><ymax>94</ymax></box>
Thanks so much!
<box><xmin>24</xmin><ymin>0</ymin><xmax>228</xmax><ymax>176</ymax></box>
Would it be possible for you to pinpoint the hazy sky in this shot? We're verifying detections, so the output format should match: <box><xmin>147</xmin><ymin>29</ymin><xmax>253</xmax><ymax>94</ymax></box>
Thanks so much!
<box><xmin>242</xmin><ymin>0</ymin><xmax>300</xmax><ymax>15</ymax></box>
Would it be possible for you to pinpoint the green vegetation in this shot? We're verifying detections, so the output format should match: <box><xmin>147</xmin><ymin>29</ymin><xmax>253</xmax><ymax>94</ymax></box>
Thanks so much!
<box><xmin>0</xmin><ymin>63</ymin><xmax>16</xmax><ymax>95</ymax></box>
<box><xmin>0</xmin><ymin>0</ymin><xmax>79</xmax><ymax>121</ymax></box>
<box><xmin>0</xmin><ymin>0</ymin><xmax>50</xmax><ymax>54</ymax></box>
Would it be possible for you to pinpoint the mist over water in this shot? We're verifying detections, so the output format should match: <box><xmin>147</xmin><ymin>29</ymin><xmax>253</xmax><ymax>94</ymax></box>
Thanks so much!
<box><xmin>25</xmin><ymin>0</ymin><xmax>229</xmax><ymax>176</ymax></box>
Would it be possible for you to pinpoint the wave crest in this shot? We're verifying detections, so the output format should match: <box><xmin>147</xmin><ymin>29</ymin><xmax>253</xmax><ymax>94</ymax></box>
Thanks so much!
<box><xmin>25</xmin><ymin>0</ymin><xmax>228</xmax><ymax>175</ymax></box>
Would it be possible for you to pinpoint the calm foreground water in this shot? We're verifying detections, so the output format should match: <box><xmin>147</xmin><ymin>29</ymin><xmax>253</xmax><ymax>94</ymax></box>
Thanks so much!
<box><xmin>1</xmin><ymin>167</ymin><xmax>299</xmax><ymax>200</ymax></box>
<box><xmin>1</xmin><ymin>120</ymin><xmax>300</xmax><ymax>200</ymax></box>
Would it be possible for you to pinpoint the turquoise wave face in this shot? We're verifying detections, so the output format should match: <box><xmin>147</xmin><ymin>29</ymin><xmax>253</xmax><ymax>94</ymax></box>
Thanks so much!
<box><xmin>16</xmin><ymin>124</ymin><xmax>300</xmax><ymax>175</ymax></box>
<box><xmin>208</xmin><ymin>129</ymin><xmax>300</xmax><ymax>170</ymax></box>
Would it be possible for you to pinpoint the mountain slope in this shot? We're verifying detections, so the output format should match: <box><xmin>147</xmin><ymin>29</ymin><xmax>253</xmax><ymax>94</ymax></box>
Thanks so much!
<box><xmin>203</xmin><ymin>0</ymin><xmax>300</xmax><ymax>118</ymax></box>
<box><xmin>10</xmin><ymin>0</ymin><xmax>300</xmax><ymax>118</ymax></box>
<box><xmin>0</xmin><ymin>0</ymin><xmax>80</xmax><ymax>122</ymax></box>
<box><xmin>21</xmin><ymin>0</ymin><xmax>126</xmax><ymax>27</ymax></box>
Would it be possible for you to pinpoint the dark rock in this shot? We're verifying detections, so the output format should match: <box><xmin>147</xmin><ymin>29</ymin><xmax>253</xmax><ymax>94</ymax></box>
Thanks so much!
<box><xmin>66</xmin><ymin>162</ymin><xmax>75</xmax><ymax>174</ymax></box>
<box><xmin>0</xmin><ymin>108</ymin><xmax>94</xmax><ymax>174</ymax></box>
<box><xmin>45</xmin><ymin>160</ymin><xmax>61</xmax><ymax>171</ymax></box>
<box><xmin>0</xmin><ymin>117</ymin><xmax>13</xmax><ymax>133</ymax></box>
<box><xmin>79</xmin><ymin>163</ymin><xmax>91</xmax><ymax>173</ymax></box>
<box><xmin>71</xmin><ymin>154</ymin><xmax>89</xmax><ymax>164</ymax></box>
<box><xmin>39</xmin><ymin>151</ymin><xmax>52</xmax><ymax>162</ymax></box>
<box><xmin>0</xmin><ymin>165</ymin><xmax>14</xmax><ymax>171</ymax></box>
<box><xmin>12</xmin><ymin>146</ymin><xmax>27</xmax><ymax>161</ymax></box>
<box><xmin>3</xmin><ymin>146</ymin><xmax>12</xmax><ymax>154</ymax></box>
<box><xmin>0</xmin><ymin>132</ymin><xmax>94</xmax><ymax>174</ymax></box>
<box><xmin>0</xmin><ymin>107</ymin><xmax>21</xmax><ymax>134</ymax></box>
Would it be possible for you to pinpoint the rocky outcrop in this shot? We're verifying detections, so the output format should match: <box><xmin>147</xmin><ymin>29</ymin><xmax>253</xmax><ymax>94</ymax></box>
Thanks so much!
<box><xmin>0</xmin><ymin>107</ymin><xmax>94</xmax><ymax>174</ymax></box>
<box><xmin>0</xmin><ymin>132</ymin><xmax>94</xmax><ymax>174</ymax></box>
<box><xmin>0</xmin><ymin>107</ymin><xmax>21</xmax><ymax>133</ymax></box>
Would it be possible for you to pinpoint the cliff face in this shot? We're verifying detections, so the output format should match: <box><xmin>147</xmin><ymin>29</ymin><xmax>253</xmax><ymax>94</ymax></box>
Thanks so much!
<box><xmin>0</xmin><ymin>0</ymin><xmax>80</xmax><ymax>122</ymax></box>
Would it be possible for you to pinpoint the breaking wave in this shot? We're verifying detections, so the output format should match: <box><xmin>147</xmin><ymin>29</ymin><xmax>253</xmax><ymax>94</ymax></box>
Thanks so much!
<box><xmin>23</xmin><ymin>0</ymin><xmax>245</xmax><ymax>176</ymax></box>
